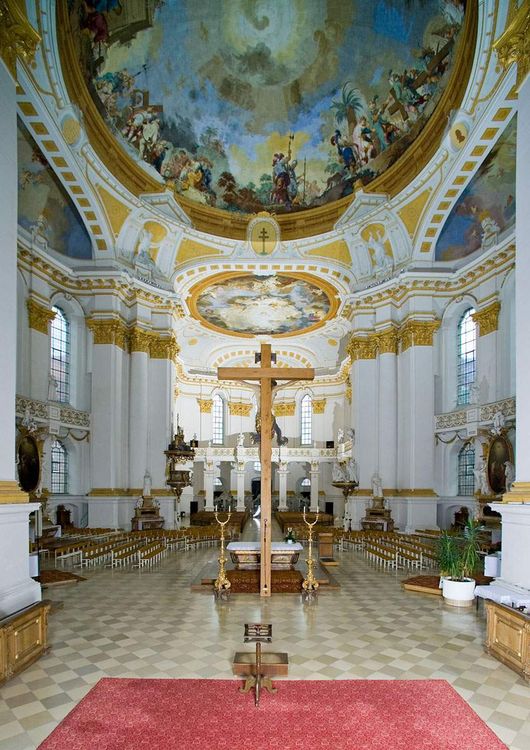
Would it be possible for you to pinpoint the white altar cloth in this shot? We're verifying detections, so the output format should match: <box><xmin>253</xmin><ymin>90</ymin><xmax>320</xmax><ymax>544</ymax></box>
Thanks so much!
<box><xmin>227</xmin><ymin>542</ymin><xmax>303</xmax><ymax>553</ymax></box>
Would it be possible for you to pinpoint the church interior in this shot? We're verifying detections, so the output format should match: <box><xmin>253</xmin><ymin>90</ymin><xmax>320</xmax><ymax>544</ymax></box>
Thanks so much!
<box><xmin>1</xmin><ymin>0</ymin><xmax>530</xmax><ymax>747</ymax></box>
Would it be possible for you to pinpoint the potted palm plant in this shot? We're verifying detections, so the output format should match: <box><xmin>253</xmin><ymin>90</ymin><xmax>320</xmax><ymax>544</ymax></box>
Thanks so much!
<box><xmin>437</xmin><ymin>518</ymin><xmax>483</xmax><ymax>607</ymax></box>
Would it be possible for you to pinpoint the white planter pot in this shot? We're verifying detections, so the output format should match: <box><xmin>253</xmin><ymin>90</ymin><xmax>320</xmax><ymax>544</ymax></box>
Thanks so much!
<box><xmin>442</xmin><ymin>577</ymin><xmax>476</xmax><ymax>607</ymax></box>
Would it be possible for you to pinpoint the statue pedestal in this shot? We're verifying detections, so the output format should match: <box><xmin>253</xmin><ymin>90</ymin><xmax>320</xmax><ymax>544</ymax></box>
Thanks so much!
<box><xmin>361</xmin><ymin>495</ymin><xmax>394</xmax><ymax>532</ymax></box>
<box><xmin>131</xmin><ymin>496</ymin><xmax>164</xmax><ymax>531</ymax></box>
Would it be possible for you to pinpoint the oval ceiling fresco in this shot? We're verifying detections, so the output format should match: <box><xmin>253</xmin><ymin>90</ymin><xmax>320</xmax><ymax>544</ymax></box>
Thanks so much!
<box><xmin>188</xmin><ymin>273</ymin><xmax>338</xmax><ymax>337</ymax></box>
<box><xmin>68</xmin><ymin>0</ymin><xmax>466</xmax><ymax>217</ymax></box>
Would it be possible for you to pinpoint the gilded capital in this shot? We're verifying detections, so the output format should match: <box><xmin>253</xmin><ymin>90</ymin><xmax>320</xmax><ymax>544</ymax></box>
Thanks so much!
<box><xmin>197</xmin><ymin>398</ymin><xmax>213</xmax><ymax>413</ymax></box>
<box><xmin>312</xmin><ymin>398</ymin><xmax>326</xmax><ymax>414</ymax></box>
<box><xmin>347</xmin><ymin>334</ymin><xmax>377</xmax><ymax>361</ymax></box>
<box><xmin>273</xmin><ymin>401</ymin><xmax>296</xmax><ymax>417</ymax></box>
<box><xmin>129</xmin><ymin>326</ymin><xmax>152</xmax><ymax>354</ymax></box>
<box><xmin>87</xmin><ymin>317</ymin><xmax>128</xmax><ymax>350</ymax></box>
<box><xmin>399</xmin><ymin>319</ymin><xmax>440</xmax><ymax>351</ymax></box>
<box><xmin>26</xmin><ymin>298</ymin><xmax>56</xmax><ymax>334</ymax></box>
<box><xmin>472</xmin><ymin>301</ymin><xmax>501</xmax><ymax>336</ymax></box>
<box><xmin>375</xmin><ymin>327</ymin><xmax>398</xmax><ymax>355</ymax></box>
<box><xmin>149</xmin><ymin>333</ymin><xmax>179</xmax><ymax>363</ymax></box>
<box><xmin>229</xmin><ymin>401</ymin><xmax>252</xmax><ymax>417</ymax></box>
<box><xmin>0</xmin><ymin>0</ymin><xmax>40</xmax><ymax>80</ymax></box>
<box><xmin>494</xmin><ymin>0</ymin><xmax>530</xmax><ymax>90</ymax></box>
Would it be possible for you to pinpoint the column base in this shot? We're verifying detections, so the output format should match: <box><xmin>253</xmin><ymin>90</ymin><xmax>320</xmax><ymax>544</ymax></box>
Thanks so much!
<box><xmin>503</xmin><ymin>482</ymin><xmax>530</xmax><ymax>503</ymax></box>
<box><xmin>0</xmin><ymin>579</ymin><xmax>42</xmax><ymax>620</ymax></box>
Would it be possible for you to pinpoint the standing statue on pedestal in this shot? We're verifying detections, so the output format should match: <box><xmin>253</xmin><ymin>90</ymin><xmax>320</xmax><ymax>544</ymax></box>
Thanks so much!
<box><xmin>474</xmin><ymin>459</ymin><xmax>490</xmax><ymax>496</ymax></box>
<box><xmin>332</xmin><ymin>461</ymin><xmax>346</xmax><ymax>483</ymax></box>
<box><xmin>142</xmin><ymin>470</ymin><xmax>152</xmax><ymax>498</ymax></box>
<box><xmin>346</xmin><ymin>457</ymin><xmax>359</xmax><ymax>485</ymax></box>
<box><xmin>371</xmin><ymin>472</ymin><xmax>383</xmax><ymax>498</ymax></box>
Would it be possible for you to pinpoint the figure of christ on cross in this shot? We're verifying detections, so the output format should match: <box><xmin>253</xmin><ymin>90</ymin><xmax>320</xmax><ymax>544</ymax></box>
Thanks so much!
<box><xmin>218</xmin><ymin>344</ymin><xmax>314</xmax><ymax>596</ymax></box>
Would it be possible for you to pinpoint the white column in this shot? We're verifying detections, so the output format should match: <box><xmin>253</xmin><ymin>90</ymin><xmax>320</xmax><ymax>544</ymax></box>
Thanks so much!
<box><xmin>148</xmin><ymin>356</ymin><xmax>174</xmax><ymax>490</ymax></box>
<box><xmin>0</xmin><ymin>60</ymin><xmax>41</xmax><ymax>616</ymax></box>
<box><xmin>377</xmin><ymin>343</ymin><xmax>398</xmax><ymax>491</ymax></box>
<box><xmin>277</xmin><ymin>463</ymin><xmax>288</xmax><ymax>511</ymax></box>
<box><xmin>128</xmin><ymin>349</ymin><xmax>149</xmax><ymax>490</ymax></box>
<box><xmin>310</xmin><ymin>461</ymin><xmax>319</xmax><ymax>512</ymax></box>
<box><xmin>351</xmin><ymin>352</ymin><xmax>377</xmax><ymax>490</ymax></box>
<box><xmin>204</xmin><ymin>463</ymin><xmax>215</xmax><ymax>511</ymax></box>
<box><xmin>490</xmin><ymin>503</ymin><xmax>530</xmax><ymax>591</ymax></box>
<box><xmin>235</xmin><ymin>468</ymin><xmax>246</xmax><ymax>511</ymax></box>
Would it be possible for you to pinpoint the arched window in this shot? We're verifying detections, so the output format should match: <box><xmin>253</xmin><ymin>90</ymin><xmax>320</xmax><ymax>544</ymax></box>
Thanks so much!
<box><xmin>458</xmin><ymin>443</ymin><xmax>475</xmax><ymax>496</ymax></box>
<box><xmin>300</xmin><ymin>394</ymin><xmax>312</xmax><ymax>446</ymax></box>
<box><xmin>51</xmin><ymin>440</ymin><xmax>68</xmax><ymax>494</ymax></box>
<box><xmin>50</xmin><ymin>306</ymin><xmax>70</xmax><ymax>403</ymax></box>
<box><xmin>212</xmin><ymin>394</ymin><xmax>224</xmax><ymax>445</ymax></box>
<box><xmin>457</xmin><ymin>309</ymin><xmax>476</xmax><ymax>405</ymax></box>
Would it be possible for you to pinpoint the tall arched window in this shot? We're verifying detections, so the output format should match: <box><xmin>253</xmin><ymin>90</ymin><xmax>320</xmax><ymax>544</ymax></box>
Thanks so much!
<box><xmin>457</xmin><ymin>308</ymin><xmax>476</xmax><ymax>405</ymax></box>
<box><xmin>50</xmin><ymin>306</ymin><xmax>70</xmax><ymax>403</ymax></box>
<box><xmin>212</xmin><ymin>394</ymin><xmax>224</xmax><ymax>445</ymax></box>
<box><xmin>51</xmin><ymin>440</ymin><xmax>68</xmax><ymax>494</ymax></box>
<box><xmin>300</xmin><ymin>394</ymin><xmax>312</xmax><ymax>446</ymax></box>
<box><xmin>458</xmin><ymin>443</ymin><xmax>475</xmax><ymax>496</ymax></box>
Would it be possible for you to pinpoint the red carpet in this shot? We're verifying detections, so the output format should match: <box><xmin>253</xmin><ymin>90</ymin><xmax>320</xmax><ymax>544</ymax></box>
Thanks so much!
<box><xmin>37</xmin><ymin>678</ymin><xmax>507</xmax><ymax>750</ymax></box>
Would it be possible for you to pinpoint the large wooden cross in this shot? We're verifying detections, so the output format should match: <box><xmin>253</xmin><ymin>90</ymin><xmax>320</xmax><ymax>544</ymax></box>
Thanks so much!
<box><xmin>218</xmin><ymin>344</ymin><xmax>314</xmax><ymax>597</ymax></box>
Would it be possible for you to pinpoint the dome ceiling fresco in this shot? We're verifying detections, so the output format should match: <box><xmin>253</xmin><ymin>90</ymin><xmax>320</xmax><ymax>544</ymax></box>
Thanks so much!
<box><xmin>435</xmin><ymin>116</ymin><xmax>516</xmax><ymax>262</ymax></box>
<box><xmin>68</xmin><ymin>0</ymin><xmax>466</xmax><ymax>217</ymax></box>
<box><xmin>188</xmin><ymin>273</ymin><xmax>337</xmax><ymax>337</ymax></box>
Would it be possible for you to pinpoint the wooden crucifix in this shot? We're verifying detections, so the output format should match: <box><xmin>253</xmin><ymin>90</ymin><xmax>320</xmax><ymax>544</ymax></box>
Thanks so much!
<box><xmin>218</xmin><ymin>344</ymin><xmax>314</xmax><ymax>597</ymax></box>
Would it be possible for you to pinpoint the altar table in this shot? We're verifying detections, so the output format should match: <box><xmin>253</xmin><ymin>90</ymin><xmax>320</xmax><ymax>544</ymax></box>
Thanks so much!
<box><xmin>227</xmin><ymin>542</ymin><xmax>303</xmax><ymax>571</ymax></box>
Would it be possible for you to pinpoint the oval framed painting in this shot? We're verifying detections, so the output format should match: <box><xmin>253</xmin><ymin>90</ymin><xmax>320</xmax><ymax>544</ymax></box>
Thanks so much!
<box><xmin>486</xmin><ymin>435</ymin><xmax>513</xmax><ymax>495</ymax></box>
<box><xmin>17</xmin><ymin>434</ymin><xmax>41</xmax><ymax>493</ymax></box>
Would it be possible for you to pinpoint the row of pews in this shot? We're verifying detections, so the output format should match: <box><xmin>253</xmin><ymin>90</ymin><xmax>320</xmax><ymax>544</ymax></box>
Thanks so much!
<box><xmin>40</xmin><ymin>524</ymin><xmax>240</xmax><ymax>571</ymax></box>
<box><xmin>341</xmin><ymin>530</ymin><xmax>438</xmax><ymax>571</ymax></box>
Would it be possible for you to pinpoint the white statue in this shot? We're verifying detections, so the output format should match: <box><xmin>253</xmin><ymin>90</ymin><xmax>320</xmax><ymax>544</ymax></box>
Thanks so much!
<box><xmin>142</xmin><ymin>471</ymin><xmax>152</xmax><ymax>498</ymax></box>
<box><xmin>136</xmin><ymin>496</ymin><xmax>144</xmax><ymax>509</ymax></box>
<box><xmin>371</xmin><ymin>472</ymin><xmax>383</xmax><ymax>498</ymax></box>
<box><xmin>346</xmin><ymin>457</ymin><xmax>359</xmax><ymax>484</ymax></box>
<box><xmin>21</xmin><ymin>405</ymin><xmax>37</xmax><ymax>433</ymax></box>
<box><xmin>469</xmin><ymin>382</ymin><xmax>480</xmax><ymax>405</ymax></box>
<box><xmin>367</xmin><ymin>227</ymin><xmax>393</xmax><ymax>274</ymax></box>
<box><xmin>491</xmin><ymin>411</ymin><xmax>505</xmax><ymax>435</ymax></box>
<box><xmin>332</xmin><ymin>462</ymin><xmax>346</xmax><ymax>482</ymax></box>
<box><xmin>504</xmin><ymin>461</ymin><xmax>515</xmax><ymax>493</ymax></box>
<box><xmin>473</xmin><ymin>459</ymin><xmax>489</xmax><ymax>496</ymax></box>
<box><xmin>346</xmin><ymin>428</ymin><xmax>355</xmax><ymax>445</ymax></box>
<box><xmin>337</xmin><ymin>428</ymin><xmax>344</xmax><ymax>444</ymax></box>
<box><xmin>48</xmin><ymin>374</ymin><xmax>58</xmax><ymax>402</ymax></box>
<box><xmin>237</xmin><ymin>432</ymin><xmax>245</xmax><ymax>447</ymax></box>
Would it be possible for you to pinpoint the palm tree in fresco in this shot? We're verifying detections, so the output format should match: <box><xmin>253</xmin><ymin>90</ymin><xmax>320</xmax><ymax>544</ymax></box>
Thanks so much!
<box><xmin>331</xmin><ymin>83</ymin><xmax>363</xmax><ymax>139</ymax></box>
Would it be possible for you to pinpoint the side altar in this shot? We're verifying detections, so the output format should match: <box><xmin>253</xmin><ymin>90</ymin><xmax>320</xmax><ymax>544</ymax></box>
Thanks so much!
<box><xmin>227</xmin><ymin>542</ymin><xmax>303</xmax><ymax>571</ymax></box>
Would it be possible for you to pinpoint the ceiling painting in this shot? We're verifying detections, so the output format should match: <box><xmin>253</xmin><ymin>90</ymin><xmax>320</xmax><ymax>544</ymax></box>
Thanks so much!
<box><xmin>435</xmin><ymin>116</ymin><xmax>516</xmax><ymax>262</ymax></box>
<box><xmin>68</xmin><ymin>0</ymin><xmax>465</xmax><ymax>218</ymax></box>
<box><xmin>188</xmin><ymin>273</ymin><xmax>338</xmax><ymax>337</ymax></box>
<box><xmin>17</xmin><ymin>119</ymin><xmax>92</xmax><ymax>259</ymax></box>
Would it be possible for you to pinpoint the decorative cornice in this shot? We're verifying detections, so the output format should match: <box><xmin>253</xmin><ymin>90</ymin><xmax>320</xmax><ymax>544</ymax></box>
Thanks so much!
<box><xmin>312</xmin><ymin>398</ymin><xmax>326</xmax><ymax>414</ymax></box>
<box><xmin>273</xmin><ymin>401</ymin><xmax>296</xmax><ymax>417</ymax></box>
<box><xmin>228</xmin><ymin>401</ymin><xmax>252</xmax><ymax>417</ymax></box>
<box><xmin>26</xmin><ymin>298</ymin><xmax>56</xmax><ymax>334</ymax></box>
<box><xmin>0</xmin><ymin>0</ymin><xmax>40</xmax><ymax>80</ymax></box>
<box><xmin>472</xmin><ymin>301</ymin><xmax>501</xmax><ymax>336</ymax></box>
<box><xmin>399</xmin><ymin>320</ymin><xmax>441</xmax><ymax>352</ymax></box>
<box><xmin>197</xmin><ymin>398</ymin><xmax>213</xmax><ymax>414</ymax></box>
<box><xmin>87</xmin><ymin>318</ymin><xmax>179</xmax><ymax>361</ymax></box>
<box><xmin>494</xmin><ymin>0</ymin><xmax>530</xmax><ymax>90</ymax></box>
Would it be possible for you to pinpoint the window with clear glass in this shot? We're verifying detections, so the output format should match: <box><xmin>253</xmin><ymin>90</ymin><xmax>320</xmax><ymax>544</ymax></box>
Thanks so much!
<box><xmin>457</xmin><ymin>309</ymin><xmax>476</xmax><ymax>405</ymax></box>
<box><xmin>458</xmin><ymin>443</ymin><xmax>475</xmax><ymax>496</ymax></box>
<box><xmin>212</xmin><ymin>394</ymin><xmax>224</xmax><ymax>445</ymax></box>
<box><xmin>51</xmin><ymin>440</ymin><xmax>68</xmax><ymax>494</ymax></box>
<box><xmin>254</xmin><ymin>461</ymin><xmax>261</xmax><ymax>472</ymax></box>
<box><xmin>300</xmin><ymin>394</ymin><xmax>312</xmax><ymax>446</ymax></box>
<box><xmin>50</xmin><ymin>306</ymin><xmax>70</xmax><ymax>403</ymax></box>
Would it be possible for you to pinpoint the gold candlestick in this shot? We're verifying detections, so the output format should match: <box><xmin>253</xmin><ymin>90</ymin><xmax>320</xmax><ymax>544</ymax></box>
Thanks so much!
<box><xmin>214</xmin><ymin>508</ymin><xmax>232</xmax><ymax>600</ymax></box>
<box><xmin>302</xmin><ymin>509</ymin><xmax>320</xmax><ymax>598</ymax></box>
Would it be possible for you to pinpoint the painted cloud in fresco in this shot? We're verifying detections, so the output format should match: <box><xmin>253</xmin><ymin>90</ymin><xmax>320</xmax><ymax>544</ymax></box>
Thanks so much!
<box><xmin>17</xmin><ymin>119</ymin><xmax>92</xmax><ymax>259</ymax></box>
<box><xmin>435</xmin><ymin>116</ymin><xmax>516</xmax><ymax>262</ymax></box>
<box><xmin>70</xmin><ymin>0</ymin><xmax>465</xmax><ymax>215</ymax></box>
<box><xmin>194</xmin><ymin>275</ymin><xmax>332</xmax><ymax>336</ymax></box>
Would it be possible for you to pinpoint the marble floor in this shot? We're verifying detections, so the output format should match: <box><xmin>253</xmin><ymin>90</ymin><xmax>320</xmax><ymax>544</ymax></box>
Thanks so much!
<box><xmin>0</xmin><ymin>520</ymin><xmax>529</xmax><ymax>749</ymax></box>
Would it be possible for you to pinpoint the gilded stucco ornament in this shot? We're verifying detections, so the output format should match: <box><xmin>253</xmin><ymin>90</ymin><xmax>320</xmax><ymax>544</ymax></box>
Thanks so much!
<box><xmin>494</xmin><ymin>0</ymin><xmax>530</xmax><ymax>90</ymax></box>
<box><xmin>197</xmin><ymin>399</ymin><xmax>213</xmax><ymax>414</ymax></box>
<box><xmin>0</xmin><ymin>0</ymin><xmax>40</xmax><ymax>79</ymax></box>
<box><xmin>472</xmin><ymin>301</ymin><xmax>501</xmax><ymax>336</ymax></box>
<box><xmin>399</xmin><ymin>320</ymin><xmax>441</xmax><ymax>351</ymax></box>
<box><xmin>273</xmin><ymin>402</ymin><xmax>296</xmax><ymax>417</ymax></box>
<box><xmin>312</xmin><ymin>398</ymin><xmax>326</xmax><ymax>415</ymax></box>
<box><xmin>26</xmin><ymin>299</ymin><xmax>56</xmax><ymax>334</ymax></box>
<box><xmin>228</xmin><ymin>401</ymin><xmax>252</xmax><ymax>417</ymax></box>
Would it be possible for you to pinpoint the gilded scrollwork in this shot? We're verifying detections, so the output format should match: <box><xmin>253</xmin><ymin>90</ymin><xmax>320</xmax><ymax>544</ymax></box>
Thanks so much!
<box><xmin>26</xmin><ymin>298</ymin><xmax>56</xmax><ymax>334</ymax></box>
<box><xmin>472</xmin><ymin>301</ymin><xmax>501</xmax><ymax>336</ymax></box>
<box><xmin>0</xmin><ymin>0</ymin><xmax>40</xmax><ymax>79</ymax></box>
<box><xmin>493</xmin><ymin>0</ymin><xmax>530</xmax><ymax>90</ymax></box>
<box><xmin>228</xmin><ymin>401</ymin><xmax>252</xmax><ymax>417</ymax></box>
